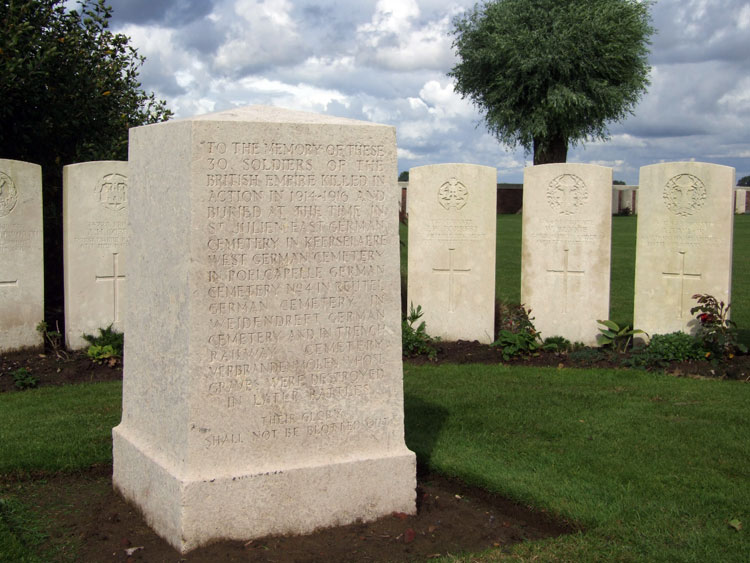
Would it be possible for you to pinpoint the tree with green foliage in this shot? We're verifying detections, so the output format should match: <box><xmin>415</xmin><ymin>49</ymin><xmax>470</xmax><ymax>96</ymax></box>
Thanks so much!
<box><xmin>738</xmin><ymin>175</ymin><xmax>750</xmax><ymax>187</ymax></box>
<box><xmin>0</xmin><ymin>0</ymin><xmax>171</xmax><ymax>324</ymax></box>
<box><xmin>449</xmin><ymin>0</ymin><xmax>654</xmax><ymax>165</ymax></box>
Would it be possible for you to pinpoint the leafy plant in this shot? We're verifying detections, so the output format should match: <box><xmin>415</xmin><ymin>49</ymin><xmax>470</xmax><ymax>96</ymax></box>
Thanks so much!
<box><xmin>495</xmin><ymin>300</ymin><xmax>538</xmax><ymax>335</ymax></box>
<box><xmin>597</xmin><ymin>320</ymin><xmax>645</xmax><ymax>353</ymax></box>
<box><xmin>542</xmin><ymin>335</ymin><xmax>572</xmax><ymax>353</ymax></box>
<box><xmin>493</xmin><ymin>330</ymin><xmax>542</xmax><ymax>361</ymax></box>
<box><xmin>402</xmin><ymin>304</ymin><xmax>440</xmax><ymax>361</ymax></box>
<box><xmin>82</xmin><ymin>325</ymin><xmax>124</xmax><ymax>365</ymax></box>
<box><xmin>627</xmin><ymin>332</ymin><xmax>707</xmax><ymax>369</ymax></box>
<box><xmin>12</xmin><ymin>368</ymin><xmax>38</xmax><ymax>390</ymax></box>
<box><xmin>36</xmin><ymin>321</ymin><xmax>68</xmax><ymax>360</ymax></box>
<box><xmin>690</xmin><ymin>294</ymin><xmax>747</xmax><ymax>358</ymax></box>
<box><xmin>492</xmin><ymin>303</ymin><xmax>545</xmax><ymax>360</ymax></box>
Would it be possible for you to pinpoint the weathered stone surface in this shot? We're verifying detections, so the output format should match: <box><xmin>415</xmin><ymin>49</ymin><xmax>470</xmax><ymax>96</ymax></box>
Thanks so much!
<box><xmin>735</xmin><ymin>188</ymin><xmax>747</xmax><ymax>214</ymax></box>
<box><xmin>521</xmin><ymin>164</ymin><xmax>612</xmax><ymax>345</ymax></box>
<box><xmin>407</xmin><ymin>164</ymin><xmax>497</xmax><ymax>343</ymax></box>
<box><xmin>112</xmin><ymin>105</ymin><xmax>415</xmax><ymax>553</ymax></box>
<box><xmin>0</xmin><ymin>159</ymin><xmax>43</xmax><ymax>351</ymax></box>
<box><xmin>63</xmin><ymin>161</ymin><xmax>128</xmax><ymax>349</ymax></box>
<box><xmin>634</xmin><ymin>162</ymin><xmax>735</xmax><ymax>336</ymax></box>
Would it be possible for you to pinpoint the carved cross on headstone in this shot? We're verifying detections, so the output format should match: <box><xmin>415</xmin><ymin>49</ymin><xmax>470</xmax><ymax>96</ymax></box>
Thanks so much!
<box><xmin>662</xmin><ymin>251</ymin><xmax>701</xmax><ymax>318</ymax></box>
<box><xmin>0</xmin><ymin>278</ymin><xmax>18</xmax><ymax>287</ymax></box>
<box><xmin>546</xmin><ymin>248</ymin><xmax>585</xmax><ymax>313</ymax></box>
<box><xmin>432</xmin><ymin>247</ymin><xmax>471</xmax><ymax>313</ymax></box>
<box><xmin>96</xmin><ymin>252</ymin><xmax>126</xmax><ymax>323</ymax></box>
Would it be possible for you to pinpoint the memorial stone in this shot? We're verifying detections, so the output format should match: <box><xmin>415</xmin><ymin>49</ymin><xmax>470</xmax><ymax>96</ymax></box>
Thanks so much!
<box><xmin>634</xmin><ymin>162</ymin><xmax>734</xmax><ymax>336</ymax></box>
<box><xmin>521</xmin><ymin>164</ymin><xmax>612</xmax><ymax>345</ymax></box>
<box><xmin>735</xmin><ymin>188</ymin><xmax>747</xmax><ymax>214</ymax></box>
<box><xmin>63</xmin><ymin>161</ymin><xmax>128</xmax><ymax>349</ymax></box>
<box><xmin>407</xmin><ymin>164</ymin><xmax>497</xmax><ymax>343</ymax></box>
<box><xmin>112</xmin><ymin>106</ymin><xmax>416</xmax><ymax>553</ymax></box>
<box><xmin>0</xmin><ymin>159</ymin><xmax>44</xmax><ymax>351</ymax></box>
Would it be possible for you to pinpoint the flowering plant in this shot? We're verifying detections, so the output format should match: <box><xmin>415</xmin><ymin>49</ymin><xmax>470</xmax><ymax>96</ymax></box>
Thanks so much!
<box><xmin>690</xmin><ymin>294</ymin><xmax>747</xmax><ymax>357</ymax></box>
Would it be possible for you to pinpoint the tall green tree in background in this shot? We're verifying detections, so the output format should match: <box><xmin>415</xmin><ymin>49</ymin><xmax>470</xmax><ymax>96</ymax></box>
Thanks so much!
<box><xmin>0</xmin><ymin>0</ymin><xmax>171</xmax><ymax>325</ymax></box>
<box><xmin>449</xmin><ymin>0</ymin><xmax>654</xmax><ymax>165</ymax></box>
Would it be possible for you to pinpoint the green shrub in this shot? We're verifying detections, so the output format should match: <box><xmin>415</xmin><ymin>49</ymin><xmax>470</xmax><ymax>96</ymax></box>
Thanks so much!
<box><xmin>12</xmin><ymin>368</ymin><xmax>38</xmax><ymax>390</ymax></box>
<box><xmin>402</xmin><ymin>304</ymin><xmax>440</xmax><ymax>361</ymax></box>
<box><xmin>542</xmin><ymin>335</ymin><xmax>572</xmax><ymax>353</ymax></box>
<box><xmin>493</xmin><ymin>329</ymin><xmax>541</xmax><ymax>361</ymax></box>
<box><xmin>82</xmin><ymin>325</ymin><xmax>124</xmax><ymax>364</ymax></box>
<box><xmin>627</xmin><ymin>332</ymin><xmax>707</xmax><ymax>369</ymax></box>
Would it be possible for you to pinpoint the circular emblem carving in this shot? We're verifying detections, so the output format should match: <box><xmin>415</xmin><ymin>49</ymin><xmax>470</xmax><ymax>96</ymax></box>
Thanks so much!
<box><xmin>95</xmin><ymin>173</ymin><xmax>128</xmax><ymax>211</ymax></box>
<box><xmin>546</xmin><ymin>174</ymin><xmax>588</xmax><ymax>215</ymax></box>
<box><xmin>438</xmin><ymin>177</ymin><xmax>469</xmax><ymax>210</ymax></box>
<box><xmin>662</xmin><ymin>174</ymin><xmax>706</xmax><ymax>216</ymax></box>
<box><xmin>0</xmin><ymin>171</ymin><xmax>19</xmax><ymax>217</ymax></box>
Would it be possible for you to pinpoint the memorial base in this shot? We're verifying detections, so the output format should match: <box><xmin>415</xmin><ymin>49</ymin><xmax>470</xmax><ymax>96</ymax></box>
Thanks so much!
<box><xmin>113</xmin><ymin>426</ymin><xmax>417</xmax><ymax>554</ymax></box>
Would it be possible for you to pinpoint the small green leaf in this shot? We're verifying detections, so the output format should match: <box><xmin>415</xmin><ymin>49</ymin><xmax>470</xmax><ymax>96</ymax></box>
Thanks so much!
<box><xmin>598</xmin><ymin>320</ymin><xmax>619</xmax><ymax>331</ymax></box>
<box><xmin>728</xmin><ymin>518</ymin><xmax>742</xmax><ymax>531</ymax></box>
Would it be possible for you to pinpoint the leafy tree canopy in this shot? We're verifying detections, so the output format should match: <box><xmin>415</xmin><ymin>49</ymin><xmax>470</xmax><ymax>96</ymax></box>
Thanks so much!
<box><xmin>449</xmin><ymin>0</ymin><xmax>654</xmax><ymax>164</ymax></box>
<box><xmin>398</xmin><ymin>170</ymin><xmax>409</xmax><ymax>181</ymax></box>
<box><xmin>738</xmin><ymin>175</ymin><xmax>750</xmax><ymax>187</ymax></box>
<box><xmin>0</xmin><ymin>0</ymin><xmax>171</xmax><ymax>183</ymax></box>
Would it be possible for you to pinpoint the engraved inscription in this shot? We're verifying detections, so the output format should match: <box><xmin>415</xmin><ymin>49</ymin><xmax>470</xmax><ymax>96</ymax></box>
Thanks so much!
<box><xmin>96</xmin><ymin>173</ymin><xmax>127</xmax><ymax>211</ymax></box>
<box><xmin>200</xmin><ymin>137</ymin><xmax>392</xmax><ymax>439</ymax></box>
<box><xmin>546</xmin><ymin>174</ymin><xmax>588</xmax><ymax>215</ymax></box>
<box><xmin>437</xmin><ymin>177</ymin><xmax>468</xmax><ymax>210</ymax></box>
<box><xmin>663</xmin><ymin>174</ymin><xmax>706</xmax><ymax>216</ymax></box>
<box><xmin>0</xmin><ymin>171</ymin><xmax>18</xmax><ymax>217</ymax></box>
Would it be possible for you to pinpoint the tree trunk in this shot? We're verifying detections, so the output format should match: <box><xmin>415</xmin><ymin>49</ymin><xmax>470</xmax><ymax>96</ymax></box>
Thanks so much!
<box><xmin>533</xmin><ymin>134</ymin><xmax>568</xmax><ymax>165</ymax></box>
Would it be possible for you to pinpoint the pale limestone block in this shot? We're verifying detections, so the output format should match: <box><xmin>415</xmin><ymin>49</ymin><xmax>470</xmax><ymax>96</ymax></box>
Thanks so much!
<box><xmin>0</xmin><ymin>159</ymin><xmax>43</xmax><ymax>351</ymax></box>
<box><xmin>521</xmin><ymin>164</ymin><xmax>612</xmax><ymax>345</ymax></box>
<box><xmin>735</xmin><ymin>188</ymin><xmax>747</xmax><ymax>214</ymax></box>
<box><xmin>634</xmin><ymin>162</ymin><xmax>735</xmax><ymax>336</ymax></box>
<box><xmin>406</xmin><ymin>164</ymin><xmax>497</xmax><ymax>343</ymax></box>
<box><xmin>63</xmin><ymin>161</ymin><xmax>128</xmax><ymax>349</ymax></box>
<box><xmin>112</xmin><ymin>105</ymin><xmax>415</xmax><ymax>553</ymax></box>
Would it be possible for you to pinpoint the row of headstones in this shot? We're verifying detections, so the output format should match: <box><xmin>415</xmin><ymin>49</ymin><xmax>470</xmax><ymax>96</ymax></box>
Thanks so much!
<box><xmin>399</xmin><ymin>179</ymin><xmax>750</xmax><ymax>216</ymax></box>
<box><xmin>0</xmin><ymin>158</ymin><xmax>127</xmax><ymax>352</ymax></box>
<box><xmin>407</xmin><ymin>161</ymin><xmax>736</xmax><ymax>345</ymax></box>
<box><xmin>610</xmin><ymin>184</ymin><xmax>748</xmax><ymax>215</ymax></box>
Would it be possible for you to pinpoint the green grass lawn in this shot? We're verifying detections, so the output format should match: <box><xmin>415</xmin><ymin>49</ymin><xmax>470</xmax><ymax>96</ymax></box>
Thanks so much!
<box><xmin>2</xmin><ymin>370</ymin><xmax>748</xmax><ymax>561</ymax></box>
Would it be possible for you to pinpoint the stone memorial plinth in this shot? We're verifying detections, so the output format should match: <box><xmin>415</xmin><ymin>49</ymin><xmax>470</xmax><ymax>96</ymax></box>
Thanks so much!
<box><xmin>64</xmin><ymin>161</ymin><xmax>128</xmax><ymax>349</ymax></box>
<box><xmin>634</xmin><ymin>162</ymin><xmax>735</xmax><ymax>336</ymax></box>
<box><xmin>0</xmin><ymin>159</ymin><xmax>44</xmax><ymax>351</ymax></box>
<box><xmin>521</xmin><ymin>164</ymin><xmax>612</xmax><ymax>345</ymax></box>
<box><xmin>112</xmin><ymin>106</ymin><xmax>416</xmax><ymax>553</ymax></box>
<box><xmin>406</xmin><ymin>164</ymin><xmax>496</xmax><ymax>343</ymax></box>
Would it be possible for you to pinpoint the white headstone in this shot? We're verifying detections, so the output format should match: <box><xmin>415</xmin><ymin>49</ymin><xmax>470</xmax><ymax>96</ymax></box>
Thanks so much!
<box><xmin>0</xmin><ymin>159</ymin><xmax>44</xmax><ymax>351</ymax></box>
<box><xmin>112</xmin><ymin>106</ymin><xmax>415</xmax><ymax>553</ymax></box>
<box><xmin>406</xmin><ymin>164</ymin><xmax>497</xmax><ymax>343</ymax></box>
<box><xmin>63</xmin><ymin>161</ymin><xmax>128</xmax><ymax>349</ymax></box>
<box><xmin>521</xmin><ymin>164</ymin><xmax>612</xmax><ymax>345</ymax></box>
<box><xmin>634</xmin><ymin>162</ymin><xmax>735</xmax><ymax>336</ymax></box>
<box><xmin>735</xmin><ymin>188</ymin><xmax>747</xmax><ymax>214</ymax></box>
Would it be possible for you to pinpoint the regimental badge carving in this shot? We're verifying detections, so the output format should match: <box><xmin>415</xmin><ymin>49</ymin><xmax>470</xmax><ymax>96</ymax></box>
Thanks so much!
<box><xmin>438</xmin><ymin>177</ymin><xmax>469</xmax><ymax>210</ymax></box>
<box><xmin>0</xmin><ymin>171</ymin><xmax>19</xmax><ymax>217</ymax></box>
<box><xmin>546</xmin><ymin>174</ymin><xmax>588</xmax><ymax>215</ymax></box>
<box><xmin>662</xmin><ymin>174</ymin><xmax>706</xmax><ymax>216</ymax></box>
<box><xmin>96</xmin><ymin>173</ymin><xmax>128</xmax><ymax>211</ymax></box>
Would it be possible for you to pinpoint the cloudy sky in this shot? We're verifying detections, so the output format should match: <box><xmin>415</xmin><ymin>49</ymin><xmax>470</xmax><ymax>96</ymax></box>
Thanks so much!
<box><xmin>100</xmin><ymin>0</ymin><xmax>750</xmax><ymax>184</ymax></box>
